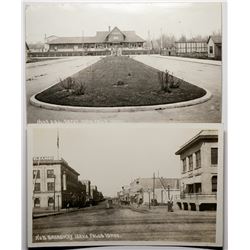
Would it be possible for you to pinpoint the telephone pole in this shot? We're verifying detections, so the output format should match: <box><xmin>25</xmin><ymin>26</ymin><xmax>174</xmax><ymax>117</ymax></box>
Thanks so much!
<box><xmin>153</xmin><ymin>172</ymin><xmax>155</xmax><ymax>205</ymax></box>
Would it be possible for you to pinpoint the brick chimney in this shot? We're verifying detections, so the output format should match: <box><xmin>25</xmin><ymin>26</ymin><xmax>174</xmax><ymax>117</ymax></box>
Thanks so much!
<box><xmin>108</xmin><ymin>26</ymin><xmax>111</xmax><ymax>32</ymax></box>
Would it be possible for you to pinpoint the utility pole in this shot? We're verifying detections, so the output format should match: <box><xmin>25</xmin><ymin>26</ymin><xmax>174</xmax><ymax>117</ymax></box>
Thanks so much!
<box><xmin>57</xmin><ymin>195</ymin><xmax>60</xmax><ymax>211</ymax></box>
<box><xmin>148</xmin><ymin>189</ymin><xmax>151</xmax><ymax>209</ymax></box>
<box><xmin>153</xmin><ymin>172</ymin><xmax>155</xmax><ymax>205</ymax></box>
<box><xmin>53</xmin><ymin>175</ymin><xmax>56</xmax><ymax>211</ymax></box>
<box><xmin>160</xmin><ymin>27</ymin><xmax>163</xmax><ymax>54</ymax></box>
<box><xmin>82</xmin><ymin>30</ymin><xmax>84</xmax><ymax>54</ymax></box>
<box><xmin>56</xmin><ymin>129</ymin><xmax>60</xmax><ymax>160</ymax></box>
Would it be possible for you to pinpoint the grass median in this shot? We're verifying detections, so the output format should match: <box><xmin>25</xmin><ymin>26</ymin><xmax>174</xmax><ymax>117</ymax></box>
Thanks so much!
<box><xmin>35</xmin><ymin>56</ymin><xmax>206</xmax><ymax>107</ymax></box>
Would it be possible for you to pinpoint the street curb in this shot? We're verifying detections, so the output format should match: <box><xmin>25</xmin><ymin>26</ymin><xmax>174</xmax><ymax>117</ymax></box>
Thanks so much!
<box><xmin>30</xmin><ymin>89</ymin><xmax>212</xmax><ymax>113</ymax></box>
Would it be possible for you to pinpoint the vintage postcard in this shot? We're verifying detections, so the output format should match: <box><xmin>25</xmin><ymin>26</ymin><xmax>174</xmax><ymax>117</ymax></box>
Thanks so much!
<box><xmin>25</xmin><ymin>1</ymin><xmax>223</xmax><ymax>123</ymax></box>
<box><xmin>27</xmin><ymin>123</ymin><xmax>224</xmax><ymax>247</ymax></box>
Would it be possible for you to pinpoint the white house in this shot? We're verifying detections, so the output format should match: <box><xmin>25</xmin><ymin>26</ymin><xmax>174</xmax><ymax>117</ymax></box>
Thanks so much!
<box><xmin>207</xmin><ymin>35</ymin><xmax>222</xmax><ymax>60</ymax></box>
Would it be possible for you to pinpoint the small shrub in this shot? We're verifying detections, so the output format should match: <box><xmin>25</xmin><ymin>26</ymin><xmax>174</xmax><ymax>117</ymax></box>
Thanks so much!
<box><xmin>172</xmin><ymin>79</ymin><xmax>181</xmax><ymax>88</ymax></box>
<box><xmin>157</xmin><ymin>70</ymin><xmax>171</xmax><ymax>93</ymax></box>
<box><xmin>168</xmin><ymin>72</ymin><xmax>181</xmax><ymax>89</ymax></box>
<box><xmin>74</xmin><ymin>81</ymin><xmax>87</xmax><ymax>95</ymax></box>
<box><xmin>61</xmin><ymin>77</ymin><xmax>75</xmax><ymax>91</ymax></box>
<box><xmin>116</xmin><ymin>80</ymin><xmax>125</xmax><ymax>86</ymax></box>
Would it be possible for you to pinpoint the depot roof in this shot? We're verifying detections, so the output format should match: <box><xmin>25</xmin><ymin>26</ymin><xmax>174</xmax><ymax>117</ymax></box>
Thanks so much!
<box><xmin>47</xmin><ymin>27</ymin><xmax>145</xmax><ymax>44</ymax></box>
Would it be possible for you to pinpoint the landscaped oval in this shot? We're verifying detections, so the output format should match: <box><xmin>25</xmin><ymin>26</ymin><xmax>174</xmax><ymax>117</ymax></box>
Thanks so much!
<box><xmin>35</xmin><ymin>56</ymin><xmax>207</xmax><ymax>107</ymax></box>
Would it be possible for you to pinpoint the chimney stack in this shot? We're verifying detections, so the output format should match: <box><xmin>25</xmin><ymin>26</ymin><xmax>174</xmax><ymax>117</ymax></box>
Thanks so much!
<box><xmin>108</xmin><ymin>26</ymin><xmax>111</xmax><ymax>32</ymax></box>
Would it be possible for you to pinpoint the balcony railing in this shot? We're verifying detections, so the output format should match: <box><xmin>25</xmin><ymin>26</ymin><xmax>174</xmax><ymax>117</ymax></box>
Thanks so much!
<box><xmin>180</xmin><ymin>192</ymin><xmax>217</xmax><ymax>201</ymax></box>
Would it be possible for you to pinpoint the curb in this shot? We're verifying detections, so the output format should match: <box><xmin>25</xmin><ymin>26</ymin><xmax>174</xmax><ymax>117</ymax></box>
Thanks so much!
<box><xmin>30</xmin><ymin>89</ymin><xmax>212</xmax><ymax>113</ymax></box>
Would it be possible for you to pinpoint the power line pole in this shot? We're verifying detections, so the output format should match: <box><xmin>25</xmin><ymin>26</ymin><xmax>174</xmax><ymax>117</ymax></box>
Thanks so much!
<box><xmin>82</xmin><ymin>30</ymin><xmax>84</xmax><ymax>54</ymax></box>
<box><xmin>56</xmin><ymin>129</ymin><xmax>60</xmax><ymax>160</ymax></box>
<box><xmin>153</xmin><ymin>172</ymin><xmax>155</xmax><ymax>205</ymax></box>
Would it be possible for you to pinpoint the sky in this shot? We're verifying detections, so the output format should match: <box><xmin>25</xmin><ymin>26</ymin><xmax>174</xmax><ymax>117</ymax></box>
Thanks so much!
<box><xmin>25</xmin><ymin>2</ymin><xmax>222</xmax><ymax>43</ymax></box>
<box><xmin>31</xmin><ymin>124</ymin><xmax>204</xmax><ymax>197</ymax></box>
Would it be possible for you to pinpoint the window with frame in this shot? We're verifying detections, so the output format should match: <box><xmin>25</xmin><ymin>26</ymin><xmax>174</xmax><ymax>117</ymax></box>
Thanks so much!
<box><xmin>48</xmin><ymin>197</ymin><xmax>54</xmax><ymax>207</ymax></box>
<box><xmin>33</xmin><ymin>170</ymin><xmax>40</xmax><ymax>179</ymax></box>
<box><xmin>209</xmin><ymin>45</ymin><xmax>213</xmax><ymax>53</ymax></box>
<box><xmin>47</xmin><ymin>182</ymin><xmax>55</xmax><ymax>191</ymax></box>
<box><xmin>211</xmin><ymin>148</ymin><xmax>218</xmax><ymax>165</ymax></box>
<box><xmin>47</xmin><ymin>169</ymin><xmax>54</xmax><ymax>178</ymax></box>
<box><xmin>34</xmin><ymin>183</ymin><xmax>40</xmax><ymax>192</ymax></box>
<box><xmin>195</xmin><ymin>150</ymin><xmax>201</xmax><ymax>169</ymax></box>
<box><xmin>34</xmin><ymin>198</ymin><xmax>40</xmax><ymax>207</ymax></box>
<box><xmin>211</xmin><ymin>176</ymin><xmax>217</xmax><ymax>192</ymax></box>
<box><xmin>182</xmin><ymin>158</ymin><xmax>187</xmax><ymax>173</ymax></box>
<box><xmin>188</xmin><ymin>155</ymin><xmax>193</xmax><ymax>171</ymax></box>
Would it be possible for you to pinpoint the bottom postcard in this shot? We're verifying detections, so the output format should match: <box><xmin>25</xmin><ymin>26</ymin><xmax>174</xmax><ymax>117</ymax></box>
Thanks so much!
<box><xmin>27</xmin><ymin>123</ymin><xmax>224</xmax><ymax>247</ymax></box>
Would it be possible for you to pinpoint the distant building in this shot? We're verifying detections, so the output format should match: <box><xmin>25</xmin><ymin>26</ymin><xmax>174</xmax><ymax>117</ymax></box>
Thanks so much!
<box><xmin>32</xmin><ymin>157</ymin><xmax>80</xmax><ymax>209</ymax></box>
<box><xmin>118</xmin><ymin>177</ymin><xmax>180</xmax><ymax>205</ymax></box>
<box><xmin>175</xmin><ymin>130</ymin><xmax>219</xmax><ymax>211</ymax></box>
<box><xmin>80</xmin><ymin>180</ymin><xmax>91</xmax><ymax>200</ymax></box>
<box><xmin>46</xmin><ymin>26</ymin><xmax>145</xmax><ymax>56</ymax></box>
<box><xmin>175</xmin><ymin>40</ymin><xmax>208</xmax><ymax>58</ymax></box>
<box><xmin>129</xmin><ymin>177</ymin><xmax>180</xmax><ymax>205</ymax></box>
<box><xmin>207</xmin><ymin>35</ymin><xmax>222</xmax><ymax>60</ymax></box>
<box><xmin>28</xmin><ymin>42</ymin><xmax>45</xmax><ymax>52</ymax></box>
<box><xmin>161</xmin><ymin>45</ymin><xmax>177</xmax><ymax>56</ymax></box>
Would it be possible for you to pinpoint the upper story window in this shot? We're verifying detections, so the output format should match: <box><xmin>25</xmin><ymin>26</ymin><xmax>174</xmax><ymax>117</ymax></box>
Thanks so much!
<box><xmin>211</xmin><ymin>148</ymin><xmax>218</xmax><ymax>165</ymax></box>
<box><xmin>47</xmin><ymin>182</ymin><xmax>55</xmax><ymax>192</ymax></box>
<box><xmin>182</xmin><ymin>158</ymin><xmax>187</xmax><ymax>173</ymax></box>
<box><xmin>188</xmin><ymin>155</ymin><xmax>193</xmax><ymax>171</ymax></box>
<box><xmin>33</xmin><ymin>170</ymin><xmax>40</xmax><ymax>179</ymax></box>
<box><xmin>34</xmin><ymin>183</ymin><xmax>40</xmax><ymax>192</ymax></box>
<box><xmin>47</xmin><ymin>169</ymin><xmax>54</xmax><ymax>178</ymax></box>
<box><xmin>195</xmin><ymin>150</ymin><xmax>201</xmax><ymax>169</ymax></box>
<box><xmin>209</xmin><ymin>46</ymin><xmax>213</xmax><ymax>54</ymax></box>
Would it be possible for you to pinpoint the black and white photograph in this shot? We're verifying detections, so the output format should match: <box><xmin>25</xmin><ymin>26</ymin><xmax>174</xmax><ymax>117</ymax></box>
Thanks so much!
<box><xmin>25</xmin><ymin>2</ymin><xmax>223</xmax><ymax>123</ymax></box>
<box><xmin>27</xmin><ymin>124</ymin><xmax>224</xmax><ymax>247</ymax></box>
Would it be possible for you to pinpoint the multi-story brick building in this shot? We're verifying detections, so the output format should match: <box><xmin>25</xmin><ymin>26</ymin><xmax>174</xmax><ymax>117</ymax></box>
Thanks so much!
<box><xmin>175</xmin><ymin>130</ymin><xmax>219</xmax><ymax>211</ymax></box>
<box><xmin>32</xmin><ymin>157</ymin><xmax>81</xmax><ymax>210</ymax></box>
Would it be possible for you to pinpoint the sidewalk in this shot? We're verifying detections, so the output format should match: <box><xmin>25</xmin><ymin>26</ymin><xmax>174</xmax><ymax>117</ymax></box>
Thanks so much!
<box><xmin>148</xmin><ymin>54</ymin><xmax>222</xmax><ymax>66</ymax></box>
<box><xmin>33</xmin><ymin>207</ymin><xmax>80</xmax><ymax>219</ymax></box>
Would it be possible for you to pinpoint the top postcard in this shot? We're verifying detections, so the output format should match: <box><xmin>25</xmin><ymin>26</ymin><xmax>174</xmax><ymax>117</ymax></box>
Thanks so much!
<box><xmin>25</xmin><ymin>2</ymin><xmax>223</xmax><ymax>124</ymax></box>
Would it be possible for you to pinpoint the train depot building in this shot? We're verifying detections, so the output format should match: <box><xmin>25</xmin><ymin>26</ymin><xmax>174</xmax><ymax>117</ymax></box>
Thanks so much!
<box><xmin>175</xmin><ymin>130</ymin><xmax>219</xmax><ymax>211</ymax></box>
<box><xmin>44</xmin><ymin>26</ymin><xmax>146</xmax><ymax>56</ymax></box>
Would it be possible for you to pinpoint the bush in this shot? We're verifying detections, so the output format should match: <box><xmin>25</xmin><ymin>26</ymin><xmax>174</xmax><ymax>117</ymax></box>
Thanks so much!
<box><xmin>74</xmin><ymin>81</ymin><xmax>87</xmax><ymax>95</ymax></box>
<box><xmin>169</xmin><ymin>72</ymin><xmax>181</xmax><ymax>88</ymax></box>
<box><xmin>60</xmin><ymin>77</ymin><xmax>87</xmax><ymax>95</ymax></box>
<box><xmin>157</xmin><ymin>70</ymin><xmax>171</xmax><ymax>93</ymax></box>
<box><xmin>157</xmin><ymin>70</ymin><xmax>181</xmax><ymax>92</ymax></box>
<box><xmin>61</xmin><ymin>77</ymin><xmax>75</xmax><ymax>91</ymax></box>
